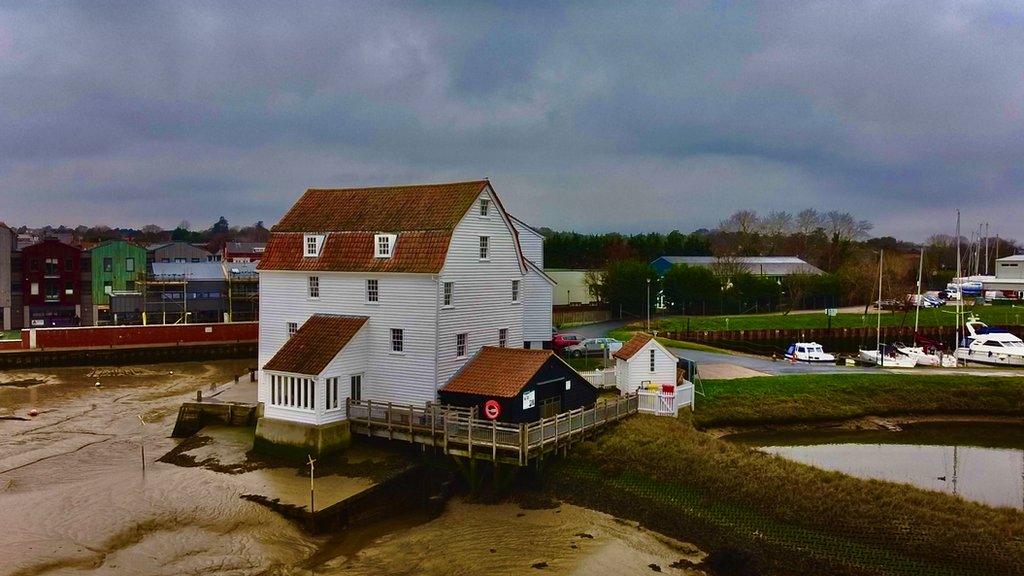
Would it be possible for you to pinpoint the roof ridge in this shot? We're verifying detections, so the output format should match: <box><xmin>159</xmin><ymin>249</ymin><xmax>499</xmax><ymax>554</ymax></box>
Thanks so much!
<box><xmin>305</xmin><ymin>179</ymin><xmax>488</xmax><ymax>193</ymax></box>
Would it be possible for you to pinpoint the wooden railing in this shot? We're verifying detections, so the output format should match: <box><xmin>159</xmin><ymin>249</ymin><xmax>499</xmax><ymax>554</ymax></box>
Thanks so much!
<box><xmin>346</xmin><ymin>394</ymin><xmax>639</xmax><ymax>465</ymax></box>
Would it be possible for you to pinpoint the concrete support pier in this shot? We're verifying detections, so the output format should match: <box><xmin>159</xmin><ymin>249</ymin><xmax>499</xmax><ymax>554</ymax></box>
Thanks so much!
<box><xmin>253</xmin><ymin>417</ymin><xmax>352</xmax><ymax>457</ymax></box>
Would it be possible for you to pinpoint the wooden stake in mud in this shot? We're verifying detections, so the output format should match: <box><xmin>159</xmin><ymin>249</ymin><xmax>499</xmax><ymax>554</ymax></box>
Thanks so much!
<box><xmin>307</xmin><ymin>454</ymin><xmax>317</xmax><ymax>514</ymax></box>
<box><xmin>137</xmin><ymin>415</ymin><xmax>146</xmax><ymax>472</ymax></box>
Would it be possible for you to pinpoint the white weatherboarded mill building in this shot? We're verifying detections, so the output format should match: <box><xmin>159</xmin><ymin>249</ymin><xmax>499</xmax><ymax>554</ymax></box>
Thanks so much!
<box><xmin>255</xmin><ymin>180</ymin><xmax>554</xmax><ymax>453</ymax></box>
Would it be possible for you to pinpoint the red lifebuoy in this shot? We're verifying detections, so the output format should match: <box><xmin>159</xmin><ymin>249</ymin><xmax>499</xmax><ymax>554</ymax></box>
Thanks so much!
<box><xmin>483</xmin><ymin>399</ymin><xmax>501</xmax><ymax>420</ymax></box>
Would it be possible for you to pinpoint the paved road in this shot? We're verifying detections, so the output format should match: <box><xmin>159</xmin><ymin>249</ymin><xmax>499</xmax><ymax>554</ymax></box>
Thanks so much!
<box><xmin>565</xmin><ymin>318</ymin><xmax>632</xmax><ymax>339</ymax></box>
<box><xmin>667</xmin><ymin>347</ymin><xmax>871</xmax><ymax>376</ymax></box>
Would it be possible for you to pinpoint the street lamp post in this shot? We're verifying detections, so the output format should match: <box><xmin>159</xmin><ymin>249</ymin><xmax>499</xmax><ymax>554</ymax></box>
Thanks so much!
<box><xmin>646</xmin><ymin>278</ymin><xmax>651</xmax><ymax>331</ymax></box>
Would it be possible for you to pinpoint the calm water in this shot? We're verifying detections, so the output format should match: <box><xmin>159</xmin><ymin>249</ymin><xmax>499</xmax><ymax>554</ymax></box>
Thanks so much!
<box><xmin>727</xmin><ymin>422</ymin><xmax>1024</xmax><ymax>510</ymax></box>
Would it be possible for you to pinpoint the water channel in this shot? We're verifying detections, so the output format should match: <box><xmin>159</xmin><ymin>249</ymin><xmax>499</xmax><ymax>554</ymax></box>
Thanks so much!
<box><xmin>726</xmin><ymin>422</ymin><xmax>1024</xmax><ymax>510</ymax></box>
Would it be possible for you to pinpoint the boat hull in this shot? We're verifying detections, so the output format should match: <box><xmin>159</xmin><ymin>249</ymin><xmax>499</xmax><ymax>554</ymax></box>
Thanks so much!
<box><xmin>954</xmin><ymin>349</ymin><xmax>1024</xmax><ymax>367</ymax></box>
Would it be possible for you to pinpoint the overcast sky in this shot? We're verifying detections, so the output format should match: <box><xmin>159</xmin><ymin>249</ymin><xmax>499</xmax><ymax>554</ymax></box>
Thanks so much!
<box><xmin>1</xmin><ymin>1</ymin><xmax>1022</xmax><ymax>240</ymax></box>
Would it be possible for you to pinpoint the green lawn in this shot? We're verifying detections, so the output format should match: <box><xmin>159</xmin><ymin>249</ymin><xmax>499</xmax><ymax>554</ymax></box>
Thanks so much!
<box><xmin>651</xmin><ymin>305</ymin><xmax>1024</xmax><ymax>333</ymax></box>
<box><xmin>694</xmin><ymin>372</ymin><xmax>1024</xmax><ymax>428</ymax></box>
<box><xmin>0</xmin><ymin>330</ymin><xmax>19</xmax><ymax>341</ymax></box>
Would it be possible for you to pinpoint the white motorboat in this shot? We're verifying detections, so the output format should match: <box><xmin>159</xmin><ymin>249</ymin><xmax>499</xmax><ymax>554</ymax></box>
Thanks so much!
<box><xmin>893</xmin><ymin>343</ymin><xmax>957</xmax><ymax>367</ymax></box>
<box><xmin>784</xmin><ymin>342</ymin><xmax>836</xmax><ymax>363</ymax></box>
<box><xmin>954</xmin><ymin>316</ymin><xmax>1024</xmax><ymax>367</ymax></box>
<box><xmin>858</xmin><ymin>346</ymin><xmax>918</xmax><ymax>368</ymax></box>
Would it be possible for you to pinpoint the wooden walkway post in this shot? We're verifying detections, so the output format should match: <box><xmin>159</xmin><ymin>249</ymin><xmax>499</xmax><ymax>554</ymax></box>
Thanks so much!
<box><xmin>387</xmin><ymin>401</ymin><xmax>393</xmax><ymax>440</ymax></box>
<box><xmin>468</xmin><ymin>416</ymin><xmax>474</xmax><ymax>459</ymax></box>
<box><xmin>492</xmin><ymin>421</ymin><xmax>497</xmax><ymax>461</ymax></box>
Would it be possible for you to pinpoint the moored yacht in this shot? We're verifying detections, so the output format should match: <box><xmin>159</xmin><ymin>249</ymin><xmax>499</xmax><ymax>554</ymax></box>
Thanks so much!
<box><xmin>954</xmin><ymin>316</ymin><xmax>1024</xmax><ymax>367</ymax></box>
<box><xmin>784</xmin><ymin>342</ymin><xmax>836</xmax><ymax>363</ymax></box>
<box><xmin>858</xmin><ymin>345</ymin><xmax>918</xmax><ymax>368</ymax></box>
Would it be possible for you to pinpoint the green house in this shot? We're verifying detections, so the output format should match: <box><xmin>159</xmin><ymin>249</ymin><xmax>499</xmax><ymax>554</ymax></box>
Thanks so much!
<box><xmin>90</xmin><ymin>240</ymin><xmax>148</xmax><ymax>308</ymax></box>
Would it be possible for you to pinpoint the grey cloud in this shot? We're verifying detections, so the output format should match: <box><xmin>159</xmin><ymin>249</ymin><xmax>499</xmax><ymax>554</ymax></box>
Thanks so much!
<box><xmin>0</xmin><ymin>1</ymin><xmax>1022</xmax><ymax>241</ymax></box>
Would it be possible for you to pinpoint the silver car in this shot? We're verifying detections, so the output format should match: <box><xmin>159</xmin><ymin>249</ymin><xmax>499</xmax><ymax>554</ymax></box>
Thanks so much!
<box><xmin>564</xmin><ymin>337</ymin><xmax>623</xmax><ymax>357</ymax></box>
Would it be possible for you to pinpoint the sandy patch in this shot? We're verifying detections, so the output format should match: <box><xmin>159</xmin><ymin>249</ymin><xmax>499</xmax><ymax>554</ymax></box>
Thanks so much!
<box><xmin>696</xmin><ymin>363</ymin><xmax>771</xmax><ymax>380</ymax></box>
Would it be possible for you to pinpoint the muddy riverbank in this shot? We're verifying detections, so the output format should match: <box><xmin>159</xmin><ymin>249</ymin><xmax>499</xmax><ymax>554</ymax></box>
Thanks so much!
<box><xmin>1</xmin><ymin>360</ymin><xmax>706</xmax><ymax>576</ymax></box>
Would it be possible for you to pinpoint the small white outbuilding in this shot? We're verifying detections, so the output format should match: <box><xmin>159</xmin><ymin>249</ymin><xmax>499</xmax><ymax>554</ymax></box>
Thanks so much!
<box><xmin>613</xmin><ymin>332</ymin><xmax>694</xmax><ymax>414</ymax></box>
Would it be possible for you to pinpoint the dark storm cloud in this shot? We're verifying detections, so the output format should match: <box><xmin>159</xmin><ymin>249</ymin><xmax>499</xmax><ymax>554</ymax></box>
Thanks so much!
<box><xmin>1</xmin><ymin>1</ymin><xmax>1022</xmax><ymax>240</ymax></box>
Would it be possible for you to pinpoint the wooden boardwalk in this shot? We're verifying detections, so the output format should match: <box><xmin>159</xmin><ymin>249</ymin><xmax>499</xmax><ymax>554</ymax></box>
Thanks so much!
<box><xmin>347</xmin><ymin>394</ymin><xmax>639</xmax><ymax>466</ymax></box>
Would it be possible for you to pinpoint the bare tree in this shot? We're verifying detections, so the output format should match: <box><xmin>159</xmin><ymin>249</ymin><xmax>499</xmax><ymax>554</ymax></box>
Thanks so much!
<box><xmin>760</xmin><ymin>210</ymin><xmax>793</xmax><ymax>255</ymax></box>
<box><xmin>824</xmin><ymin>211</ymin><xmax>872</xmax><ymax>243</ymax></box>
<box><xmin>717</xmin><ymin>210</ymin><xmax>760</xmax><ymax>234</ymax></box>
<box><xmin>710</xmin><ymin>255</ymin><xmax>749</xmax><ymax>284</ymax></box>
<box><xmin>824</xmin><ymin>211</ymin><xmax>873</xmax><ymax>270</ymax></box>
<box><xmin>796</xmin><ymin>209</ymin><xmax>823</xmax><ymax>236</ymax></box>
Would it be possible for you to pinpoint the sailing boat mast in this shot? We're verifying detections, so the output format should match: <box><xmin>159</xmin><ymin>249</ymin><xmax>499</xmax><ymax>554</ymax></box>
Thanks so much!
<box><xmin>877</xmin><ymin>249</ymin><xmax>884</xmax><ymax>365</ymax></box>
<box><xmin>955</xmin><ymin>211</ymin><xmax>962</xmax><ymax>353</ymax></box>
<box><xmin>915</xmin><ymin>247</ymin><xmax>923</xmax><ymax>334</ymax></box>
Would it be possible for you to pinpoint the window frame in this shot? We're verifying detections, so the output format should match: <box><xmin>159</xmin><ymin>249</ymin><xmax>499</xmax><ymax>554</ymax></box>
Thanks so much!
<box><xmin>478</xmin><ymin>236</ymin><xmax>490</xmax><ymax>260</ymax></box>
<box><xmin>308</xmin><ymin>275</ymin><xmax>320</xmax><ymax>299</ymax></box>
<box><xmin>456</xmin><ymin>332</ymin><xmax>467</xmax><ymax>358</ymax></box>
<box><xmin>366</xmin><ymin>278</ymin><xmax>379</xmax><ymax>303</ymax></box>
<box><xmin>375</xmin><ymin>233</ymin><xmax>396</xmax><ymax>259</ymax></box>
<box><xmin>649</xmin><ymin>348</ymin><xmax>656</xmax><ymax>372</ymax></box>
<box><xmin>442</xmin><ymin>281</ymin><xmax>453</xmax><ymax>308</ymax></box>
<box><xmin>499</xmin><ymin>328</ymin><xmax>508</xmax><ymax>348</ymax></box>
<box><xmin>479</xmin><ymin>197</ymin><xmax>490</xmax><ymax>217</ymax></box>
<box><xmin>511</xmin><ymin>279</ymin><xmax>520</xmax><ymax>303</ymax></box>
<box><xmin>350</xmin><ymin>373</ymin><xmax>363</xmax><ymax>402</ymax></box>
<box><xmin>304</xmin><ymin>234</ymin><xmax>325</xmax><ymax>257</ymax></box>
<box><xmin>287</xmin><ymin>322</ymin><xmax>298</xmax><ymax>338</ymax></box>
<box><xmin>390</xmin><ymin>328</ymin><xmax>404</xmax><ymax>354</ymax></box>
<box><xmin>125</xmin><ymin>257</ymin><xmax>134</xmax><ymax>272</ymax></box>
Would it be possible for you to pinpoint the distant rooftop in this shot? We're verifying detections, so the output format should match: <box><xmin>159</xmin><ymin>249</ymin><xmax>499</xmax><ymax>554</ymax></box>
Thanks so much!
<box><xmin>997</xmin><ymin>254</ymin><xmax>1024</xmax><ymax>262</ymax></box>
<box><xmin>151</xmin><ymin>262</ymin><xmax>225</xmax><ymax>281</ymax></box>
<box><xmin>651</xmin><ymin>255</ymin><xmax>823</xmax><ymax>276</ymax></box>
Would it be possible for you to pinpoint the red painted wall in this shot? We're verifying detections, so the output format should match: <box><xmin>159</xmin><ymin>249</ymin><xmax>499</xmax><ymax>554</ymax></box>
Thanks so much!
<box><xmin>0</xmin><ymin>340</ymin><xmax>22</xmax><ymax>351</ymax></box>
<box><xmin>21</xmin><ymin>239</ymin><xmax>83</xmax><ymax>308</ymax></box>
<box><xmin>21</xmin><ymin>322</ymin><xmax>258</xmax><ymax>350</ymax></box>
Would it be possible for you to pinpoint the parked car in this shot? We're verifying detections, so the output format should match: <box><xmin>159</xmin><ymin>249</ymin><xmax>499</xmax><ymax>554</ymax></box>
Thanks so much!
<box><xmin>552</xmin><ymin>332</ymin><xmax>584</xmax><ymax>353</ymax></box>
<box><xmin>564</xmin><ymin>337</ymin><xmax>623</xmax><ymax>358</ymax></box>
<box><xmin>907</xmin><ymin>293</ymin><xmax>944</xmax><ymax>308</ymax></box>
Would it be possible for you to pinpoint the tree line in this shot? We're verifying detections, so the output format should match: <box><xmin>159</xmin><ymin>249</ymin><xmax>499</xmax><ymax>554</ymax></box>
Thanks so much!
<box><xmin>547</xmin><ymin>209</ymin><xmax>1019</xmax><ymax>317</ymax></box>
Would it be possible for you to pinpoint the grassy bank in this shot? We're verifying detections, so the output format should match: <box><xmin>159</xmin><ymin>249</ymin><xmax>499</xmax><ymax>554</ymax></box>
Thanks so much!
<box><xmin>653</xmin><ymin>305</ymin><xmax>1024</xmax><ymax>333</ymax></box>
<box><xmin>549</xmin><ymin>413</ymin><xmax>1024</xmax><ymax>576</ymax></box>
<box><xmin>541</xmin><ymin>373</ymin><xmax>1024</xmax><ymax>575</ymax></box>
<box><xmin>694</xmin><ymin>373</ymin><xmax>1024</xmax><ymax>428</ymax></box>
<box><xmin>1</xmin><ymin>330</ymin><xmax>19</xmax><ymax>341</ymax></box>
<box><xmin>607</xmin><ymin>328</ymin><xmax>737</xmax><ymax>355</ymax></box>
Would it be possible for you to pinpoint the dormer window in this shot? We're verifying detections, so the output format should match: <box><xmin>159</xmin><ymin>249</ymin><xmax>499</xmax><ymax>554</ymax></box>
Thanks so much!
<box><xmin>375</xmin><ymin>233</ymin><xmax>396</xmax><ymax>258</ymax></box>
<box><xmin>479</xmin><ymin>198</ymin><xmax>490</xmax><ymax>217</ymax></box>
<box><xmin>304</xmin><ymin>234</ymin><xmax>325</xmax><ymax>257</ymax></box>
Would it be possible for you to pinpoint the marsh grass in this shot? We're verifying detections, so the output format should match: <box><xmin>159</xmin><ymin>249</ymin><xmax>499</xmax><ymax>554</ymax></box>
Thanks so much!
<box><xmin>550</xmin><ymin>413</ymin><xmax>1024</xmax><ymax>575</ymax></box>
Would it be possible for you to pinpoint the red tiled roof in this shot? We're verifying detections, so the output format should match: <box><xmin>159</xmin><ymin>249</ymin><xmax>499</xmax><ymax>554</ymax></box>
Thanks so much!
<box><xmin>441</xmin><ymin>346</ymin><xmax>559</xmax><ymax>398</ymax></box>
<box><xmin>260</xmin><ymin>180</ymin><xmax>494</xmax><ymax>273</ymax></box>
<box><xmin>263</xmin><ymin>315</ymin><xmax>368</xmax><ymax>375</ymax></box>
<box><xmin>613</xmin><ymin>333</ymin><xmax>654</xmax><ymax>360</ymax></box>
<box><xmin>272</xmin><ymin>180</ymin><xmax>490</xmax><ymax>233</ymax></box>
<box><xmin>258</xmin><ymin>230</ymin><xmax>452</xmax><ymax>273</ymax></box>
